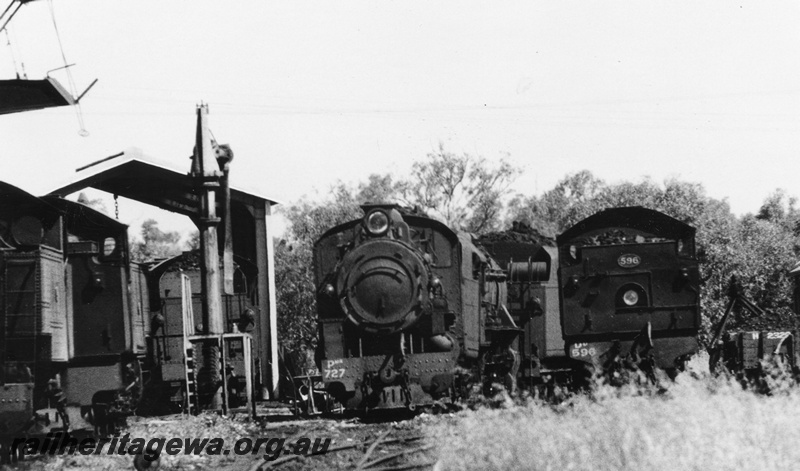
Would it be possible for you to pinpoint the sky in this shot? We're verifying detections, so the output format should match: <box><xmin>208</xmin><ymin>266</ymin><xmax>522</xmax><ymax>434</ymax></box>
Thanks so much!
<box><xmin>2</xmin><ymin>1</ymin><xmax>800</xmax><ymax>237</ymax></box>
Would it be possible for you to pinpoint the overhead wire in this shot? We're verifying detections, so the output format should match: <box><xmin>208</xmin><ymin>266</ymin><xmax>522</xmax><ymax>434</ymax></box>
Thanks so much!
<box><xmin>46</xmin><ymin>0</ymin><xmax>88</xmax><ymax>136</ymax></box>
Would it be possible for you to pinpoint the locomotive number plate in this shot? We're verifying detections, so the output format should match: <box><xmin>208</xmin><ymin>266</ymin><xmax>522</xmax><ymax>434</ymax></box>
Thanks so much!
<box><xmin>617</xmin><ymin>254</ymin><xmax>641</xmax><ymax>268</ymax></box>
<box><xmin>570</xmin><ymin>343</ymin><xmax>597</xmax><ymax>358</ymax></box>
<box><xmin>323</xmin><ymin>359</ymin><xmax>347</xmax><ymax>379</ymax></box>
<box><xmin>324</xmin><ymin>368</ymin><xmax>346</xmax><ymax>379</ymax></box>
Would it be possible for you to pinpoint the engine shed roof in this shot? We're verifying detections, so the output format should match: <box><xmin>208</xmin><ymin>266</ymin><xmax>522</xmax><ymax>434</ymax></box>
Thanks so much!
<box><xmin>47</xmin><ymin>147</ymin><xmax>279</xmax><ymax>217</ymax></box>
<box><xmin>0</xmin><ymin>180</ymin><xmax>61</xmax><ymax>218</ymax></box>
<box><xmin>557</xmin><ymin>206</ymin><xmax>696</xmax><ymax>245</ymax></box>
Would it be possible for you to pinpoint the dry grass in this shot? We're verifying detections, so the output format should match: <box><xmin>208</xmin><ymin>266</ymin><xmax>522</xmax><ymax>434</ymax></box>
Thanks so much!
<box><xmin>429</xmin><ymin>354</ymin><xmax>800</xmax><ymax>471</ymax></box>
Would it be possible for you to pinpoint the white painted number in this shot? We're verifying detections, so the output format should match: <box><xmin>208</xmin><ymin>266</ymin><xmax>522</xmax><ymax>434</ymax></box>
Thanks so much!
<box><xmin>766</xmin><ymin>332</ymin><xmax>790</xmax><ymax>340</ymax></box>
<box><xmin>325</xmin><ymin>368</ymin><xmax>346</xmax><ymax>379</ymax></box>
<box><xmin>617</xmin><ymin>254</ymin><xmax>641</xmax><ymax>268</ymax></box>
<box><xmin>571</xmin><ymin>347</ymin><xmax>597</xmax><ymax>358</ymax></box>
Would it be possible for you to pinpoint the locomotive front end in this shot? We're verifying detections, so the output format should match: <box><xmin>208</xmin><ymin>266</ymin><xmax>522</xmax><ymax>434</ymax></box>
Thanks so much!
<box><xmin>334</xmin><ymin>209</ymin><xmax>430</xmax><ymax>335</ymax></box>
<box><xmin>314</xmin><ymin>205</ymin><xmax>458</xmax><ymax>412</ymax></box>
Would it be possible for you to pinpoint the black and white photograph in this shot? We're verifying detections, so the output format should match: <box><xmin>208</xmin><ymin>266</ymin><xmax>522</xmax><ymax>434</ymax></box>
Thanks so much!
<box><xmin>1</xmin><ymin>1</ymin><xmax>799</xmax><ymax>469</ymax></box>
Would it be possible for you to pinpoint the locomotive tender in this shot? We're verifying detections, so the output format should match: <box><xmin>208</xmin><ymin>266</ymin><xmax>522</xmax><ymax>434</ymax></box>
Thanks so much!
<box><xmin>556</xmin><ymin>207</ymin><xmax>701</xmax><ymax>377</ymax></box>
<box><xmin>313</xmin><ymin>205</ymin><xmax>702</xmax><ymax>411</ymax></box>
<box><xmin>144</xmin><ymin>251</ymin><xmax>259</xmax><ymax>414</ymax></box>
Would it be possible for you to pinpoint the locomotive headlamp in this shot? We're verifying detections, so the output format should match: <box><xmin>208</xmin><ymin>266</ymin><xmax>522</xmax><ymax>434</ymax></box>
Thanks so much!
<box><xmin>366</xmin><ymin>210</ymin><xmax>390</xmax><ymax>236</ymax></box>
<box><xmin>622</xmin><ymin>289</ymin><xmax>639</xmax><ymax>306</ymax></box>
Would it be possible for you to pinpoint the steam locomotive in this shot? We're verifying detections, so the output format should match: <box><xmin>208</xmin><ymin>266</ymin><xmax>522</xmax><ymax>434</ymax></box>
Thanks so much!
<box><xmin>313</xmin><ymin>205</ymin><xmax>702</xmax><ymax>411</ymax></box>
<box><xmin>0</xmin><ymin>182</ymin><xmax>146</xmax><ymax>439</ymax></box>
<box><xmin>0</xmin><ymin>180</ymin><xmax>260</xmax><ymax>445</ymax></box>
<box><xmin>313</xmin><ymin>204</ymin><xmax>530</xmax><ymax>411</ymax></box>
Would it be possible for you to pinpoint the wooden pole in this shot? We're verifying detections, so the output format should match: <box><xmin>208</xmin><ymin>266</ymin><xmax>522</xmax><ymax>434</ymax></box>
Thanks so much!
<box><xmin>217</xmin><ymin>145</ymin><xmax>235</xmax><ymax>295</ymax></box>
<box><xmin>192</xmin><ymin>103</ymin><xmax>224</xmax><ymax>410</ymax></box>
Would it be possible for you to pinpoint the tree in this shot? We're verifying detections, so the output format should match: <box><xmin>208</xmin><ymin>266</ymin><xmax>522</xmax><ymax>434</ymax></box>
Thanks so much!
<box><xmin>275</xmin><ymin>183</ymin><xmax>365</xmax><ymax>353</ymax></box>
<box><xmin>756</xmin><ymin>189</ymin><xmax>800</xmax><ymax>237</ymax></box>
<box><xmin>356</xmin><ymin>173</ymin><xmax>408</xmax><ymax>206</ymax></box>
<box><xmin>507</xmin><ymin>170</ymin><xmax>605</xmax><ymax>237</ymax></box>
<box><xmin>274</xmin><ymin>240</ymin><xmax>320</xmax><ymax>354</ymax></box>
<box><xmin>129</xmin><ymin>219</ymin><xmax>185</xmax><ymax>262</ymax></box>
<box><xmin>406</xmin><ymin>144</ymin><xmax>520</xmax><ymax>233</ymax></box>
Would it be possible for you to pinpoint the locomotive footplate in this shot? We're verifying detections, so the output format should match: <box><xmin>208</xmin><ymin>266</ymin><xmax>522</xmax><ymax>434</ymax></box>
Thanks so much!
<box><xmin>320</xmin><ymin>352</ymin><xmax>457</xmax><ymax>410</ymax></box>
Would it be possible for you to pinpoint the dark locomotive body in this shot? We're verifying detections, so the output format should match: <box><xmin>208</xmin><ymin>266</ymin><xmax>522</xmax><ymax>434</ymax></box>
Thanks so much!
<box><xmin>557</xmin><ymin>207</ymin><xmax>701</xmax><ymax>373</ymax></box>
<box><xmin>314</xmin><ymin>205</ymin><xmax>704</xmax><ymax>410</ymax></box>
<box><xmin>314</xmin><ymin>205</ymin><xmax>523</xmax><ymax>411</ymax></box>
<box><xmin>475</xmin><ymin>233</ymin><xmax>571</xmax><ymax>388</ymax></box>
<box><xmin>0</xmin><ymin>181</ymin><xmax>262</xmax><ymax>435</ymax></box>
<box><xmin>144</xmin><ymin>251</ymin><xmax>258</xmax><ymax>413</ymax></box>
<box><xmin>0</xmin><ymin>183</ymin><xmax>146</xmax><ymax>437</ymax></box>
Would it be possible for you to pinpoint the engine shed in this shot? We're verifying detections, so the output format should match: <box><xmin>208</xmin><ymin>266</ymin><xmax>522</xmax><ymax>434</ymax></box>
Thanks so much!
<box><xmin>46</xmin><ymin>147</ymin><xmax>281</xmax><ymax>399</ymax></box>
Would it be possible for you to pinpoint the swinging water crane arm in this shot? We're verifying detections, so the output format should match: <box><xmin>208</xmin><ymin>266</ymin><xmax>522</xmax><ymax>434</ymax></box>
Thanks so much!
<box><xmin>0</xmin><ymin>1</ymin><xmax>98</xmax><ymax>115</ymax></box>
<box><xmin>0</xmin><ymin>0</ymin><xmax>36</xmax><ymax>35</ymax></box>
